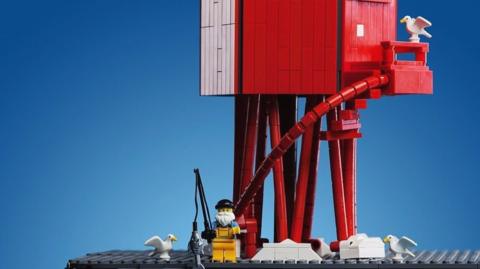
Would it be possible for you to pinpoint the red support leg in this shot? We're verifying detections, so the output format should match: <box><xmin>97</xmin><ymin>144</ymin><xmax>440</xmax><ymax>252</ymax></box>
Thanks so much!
<box><xmin>342</xmin><ymin>138</ymin><xmax>357</xmax><ymax>236</ymax></box>
<box><xmin>239</xmin><ymin>95</ymin><xmax>260</xmax><ymax>258</ymax></box>
<box><xmin>233</xmin><ymin>96</ymin><xmax>249</xmax><ymax>204</ymax></box>
<box><xmin>239</xmin><ymin>95</ymin><xmax>260</xmax><ymax>204</ymax></box>
<box><xmin>253</xmin><ymin>96</ymin><xmax>268</xmax><ymax>245</ymax></box>
<box><xmin>302</xmin><ymin>98</ymin><xmax>322</xmax><ymax>242</ymax></box>
<box><xmin>278</xmin><ymin>95</ymin><xmax>297</xmax><ymax>230</ymax></box>
<box><xmin>327</xmin><ymin>109</ymin><xmax>349</xmax><ymax>242</ymax></box>
<box><xmin>343</xmin><ymin>102</ymin><xmax>358</xmax><ymax>236</ymax></box>
<box><xmin>267</xmin><ymin>96</ymin><xmax>288</xmax><ymax>242</ymax></box>
<box><xmin>291</xmin><ymin>97</ymin><xmax>317</xmax><ymax>242</ymax></box>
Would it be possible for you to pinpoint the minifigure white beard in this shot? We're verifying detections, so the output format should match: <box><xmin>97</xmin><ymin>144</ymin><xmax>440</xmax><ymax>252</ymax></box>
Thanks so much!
<box><xmin>216</xmin><ymin>211</ymin><xmax>235</xmax><ymax>227</ymax></box>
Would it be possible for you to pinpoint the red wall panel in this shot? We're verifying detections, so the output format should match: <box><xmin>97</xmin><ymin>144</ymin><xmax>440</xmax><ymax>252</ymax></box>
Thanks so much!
<box><xmin>278</xmin><ymin>0</ymin><xmax>291</xmax><ymax>92</ymax></box>
<box><xmin>242</xmin><ymin>0</ymin><xmax>338</xmax><ymax>95</ymax></box>
<box><xmin>201</xmin><ymin>0</ymin><xmax>399</xmax><ymax>95</ymax></box>
<box><xmin>265</xmin><ymin>0</ymin><xmax>279</xmax><ymax>92</ymax></box>
<box><xmin>242</xmin><ymin>0</ymin><xmax>255</xmax><ymax>92</ymax></box>
<box><xmin>342</xmin><ymin>0</ymin><xmax>397</xmax><ymax>71</ymax></box>
<box><xmin>200</xmin><ymin>0</ymin><xmax>432</xmax><ymax>97</ymax></box>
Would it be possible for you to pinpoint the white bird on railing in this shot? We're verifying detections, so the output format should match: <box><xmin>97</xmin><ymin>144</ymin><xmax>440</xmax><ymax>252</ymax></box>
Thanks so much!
<box><xmin>144</xmin><ymin>234</ymin><xmax>177</xmax><ymax>260</ymax></box>
<box><xmin>384</xmin><ymin>235</ymin><xmax>417</xmax><ymax>262</ymax></box>
<box><xmin>400</xmin><ymin>15</ymin><xmax>432</xmax><ymax>43</ymax></box>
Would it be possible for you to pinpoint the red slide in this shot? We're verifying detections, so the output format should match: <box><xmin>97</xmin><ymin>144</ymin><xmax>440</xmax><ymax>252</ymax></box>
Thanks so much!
<box><xmin>234</xmin><ymin>75</ymin><xmax>390</xmax><ymax>216</ymax></box>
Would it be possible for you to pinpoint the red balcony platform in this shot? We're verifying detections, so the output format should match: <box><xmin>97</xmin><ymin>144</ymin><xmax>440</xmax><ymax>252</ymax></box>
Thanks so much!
<box><xmin>381</xmin><ymin>41</ymin><xmax>433</xmax><ymax>95</ymax></box>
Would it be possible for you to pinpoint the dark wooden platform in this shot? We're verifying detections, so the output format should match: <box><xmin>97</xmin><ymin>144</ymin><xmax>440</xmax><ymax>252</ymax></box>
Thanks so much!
<box><xmin>67</xmin><ymin>250</ymin><xmax>480</xmax><ymax>269</ymax></box>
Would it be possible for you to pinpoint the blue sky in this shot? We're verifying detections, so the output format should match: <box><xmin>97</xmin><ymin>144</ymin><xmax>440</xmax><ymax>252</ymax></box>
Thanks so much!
<box><xmin>1</xmin><ymin>1</ymin><xmax>479</xmax><ymax>269</ymax></box>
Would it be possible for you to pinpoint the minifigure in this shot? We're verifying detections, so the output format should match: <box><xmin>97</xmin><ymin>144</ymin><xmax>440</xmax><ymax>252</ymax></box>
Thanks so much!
<box><xmin>211</xmin><ymin>199</ymin><xmax>241</xmax><ymax>263</ymax></box>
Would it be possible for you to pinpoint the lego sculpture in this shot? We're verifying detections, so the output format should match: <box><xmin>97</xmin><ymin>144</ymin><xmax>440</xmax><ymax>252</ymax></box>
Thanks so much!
<box><xmin>62</xmin><ymin>1</ymin><xmax>480</xmax><ymax>267</ymax></box>
<box><xmin>200</xmin><ymin>0</ymin><xmax>433</xmax><ymax>258</ymax></box>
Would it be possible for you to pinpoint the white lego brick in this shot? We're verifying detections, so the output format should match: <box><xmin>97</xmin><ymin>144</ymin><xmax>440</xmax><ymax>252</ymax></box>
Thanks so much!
<box><xmin>215</xmin><ymin>0</ymin><xmax>223</xmax><ymax>94</ymax></box>
<box><xmin>217</xmin><ymin>48</ymin><xmax>222</xmax><ymax>93</ymax></box>
<box><xmin>201</xmin><ymin>0</ymin><xmax>237</xmax><ymax>95</ymax></box>
<box><xmin>230</xmin><ymin>0</ymin><xmax>235</xmax><ymax>24</ymax></box>
<box><xmin>207</xmin><ymin>25</ymin><xmax>212</xmax><ymax>94</ymax></box>
<box><xmin>229</xmin><ymin>23</ymin><xmax>235</xmax><ymax>93</ymax></box>
<box><xmin>225</xmin><ymin>0</ymin><xmax>233</xmax><ymax>25</ymax></box>
<box><xmin>215</xmin><ymin>1</ymin><xmax>222</xmax><ymax>94</ymax></box>
<box><xmin>299</xmin><ymin>248</ymin><xmax>324</xmax><ymax>261</ymax></box>
<box><xmin>210</xmin><ymin>1</ymin><xmax>215</xmax><ymax>93</ymax></box>
<box><xmin>215</xmin><ymin>1</ymin><xmax>222</xmax><ymax>47</ymax></box>
<box><xmin>252</xmin><ymin>239</ymin><xmax>322</xmax><ymax>262</ymax></box>
<box><xmin>211</xmin><ymin>28</ymin><xmax>215</xmax><ymax>93</ymax></box>
<box><xmin>212</xmin><ymin>2</ymin><xmax>218</xmax><ymax>93</ymax></box>
<box><xmin>275</xmin><ymin>248</ymin><xmax>298</xmax><ymax>260</ymax></box>
<box><xmin>221</xmin><ymin>26</ymin><xmax>226</xmax><ymax>94</ymax></box>
<box><xmin>229</xmin><ymin>0</ymin><xmax>233</xmax><ymax>25</ymax></box>
<box><xmin>217</xmin><ymin>69</ymin><xmax>222</xmax><ymax>95</ymax></box>
<box><xmin>200</xmin><ymin>28</ymin><xmax>206</xmax><ymax>94</ymax></box>
<box><xmin>264</xmin><ymin>239</ymin><xmax>306</xmax><ymax>248</ymax></box>
<box><xmin>208</xmin><ymin>0</ymin><xmax>214</xmax><ymax>27</ymax></box>
<box><xmin>201</xmin><ymin>0</ymin><xmax>206</xmax><ymax>27</ymax></box>
<box><xmin>252</xmin><ymin>248</ymin><xmax>275</xmax><ymax>261</ymax></box>
<box><xmin>217</xmin><ymin>1</ymin><xmax>222</xmax><ymax>93</ymax></box>
<box><xmin>204</xmin><ymin>26</ymin><xmax>209</xmax><ymax>95</ymax></box>
<box><xmin>225</xmin><ymin>25</ymin><xmax>230</xmax><ymax>94</ymax></box>
<box><xmin>357</xmin><ymin>24</ymin><xmax>365</xmax><ymax>37</ymax></box>
<box><xmin>201</xmin><ymin>30</ymin><xmax>205</xmax><ymax>95</ymax></box>
<box><xmin>222</xmin><ymin>0</ymin><xmax>227</xmax><ymax>25</ymax></box>
<box><xmin>208</xmin><ymin>0</ymin><xmax>212</xmax><ymax>27</ymax></box>
<box><xmin>340</xmin><ymin>247</ymin><xmax>385</xmax><ymax>260</ymax></box>
<box><xmin>200</xmin><ymin>0</ymin><xmax>204</xmax><ymax>27</ymax></box>
<box><xmin>339</xmin><ymin>234</ymin><xmax>386</xmax><ymax>260</ymax></box>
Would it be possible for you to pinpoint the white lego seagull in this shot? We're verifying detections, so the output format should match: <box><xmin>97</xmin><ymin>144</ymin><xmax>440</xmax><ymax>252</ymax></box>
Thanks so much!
<box><xmin>144</xmin><ymin>234</ymin><xmax>177</xmax><ymax>260</ymax></box>
<box><xmin>383</xmin><ymin>235</ymin><xmax>417</xmax><ymax>262</ymax></box>
<box><xmin>400</xmin><ymin>15</ymin><xmax>432</xmax><ymax>43</ymax></box>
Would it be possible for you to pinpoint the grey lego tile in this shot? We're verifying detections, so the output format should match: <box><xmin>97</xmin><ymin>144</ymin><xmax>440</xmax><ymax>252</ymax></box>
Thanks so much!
<box><xmin>67</xmin><ymin>250</ymin><xmax>480</xmax><ymax>269</ymax></box>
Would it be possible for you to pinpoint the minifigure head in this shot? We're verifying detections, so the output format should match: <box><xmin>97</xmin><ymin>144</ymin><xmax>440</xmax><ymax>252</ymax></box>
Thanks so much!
<box><xmin>167</xmin><ymin>234</ymin><xmax>177</xmax><ymax>242</ymax></box>
<box><xmin>215</xmin><ymin>199</ymin><xmax>236</xmax><ymax>227</ymax></box>
<box><xmin>400</xmin><ymin>15</ymin><xmax>412</xmax><ymax>24</ymax></box>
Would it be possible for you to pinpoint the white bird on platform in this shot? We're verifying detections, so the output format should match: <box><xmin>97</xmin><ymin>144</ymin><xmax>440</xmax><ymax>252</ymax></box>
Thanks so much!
<box><xmin>400</xmin><ymin>15</ymin><xmax>432</xmax><ymax>43</ymax></box>
<box><xmin>383</xmin><ymin>235</ymin><xmax>417</xmax><ymax>262</ymax></box>
<box><xmin>144</xmin><ymin>234</ymin><xmax>177</xmax><ymax>260</ymax></box>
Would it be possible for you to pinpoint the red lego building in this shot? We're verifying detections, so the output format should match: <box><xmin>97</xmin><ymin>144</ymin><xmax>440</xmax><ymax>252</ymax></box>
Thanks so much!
<box><xmin>200</xmin><ymin>0</ymin><xmax>433</xmax><ymax>258</ymax></box>
<box><xmin>201</xmin><ymin>0</ymin><xmax>431</xmax><ymax>96</ymax></box>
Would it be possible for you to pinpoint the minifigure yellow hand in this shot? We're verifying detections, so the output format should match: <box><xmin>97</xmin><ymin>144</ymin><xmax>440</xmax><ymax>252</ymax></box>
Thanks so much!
<box><xmin>232</xmin><ymin>226</ymin><xmax>241</xmax><ymax>235</ymax></box>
